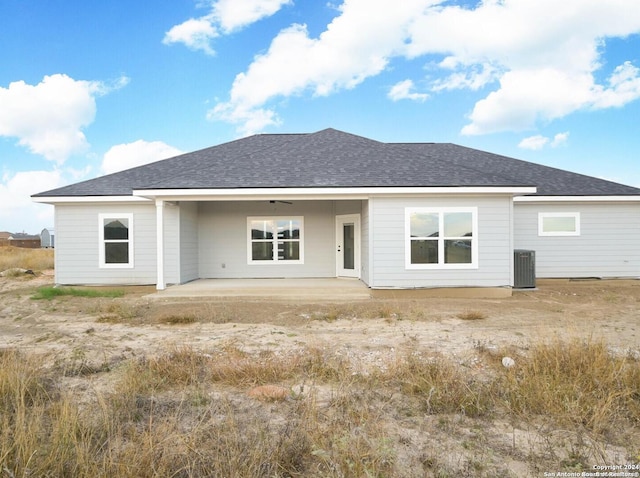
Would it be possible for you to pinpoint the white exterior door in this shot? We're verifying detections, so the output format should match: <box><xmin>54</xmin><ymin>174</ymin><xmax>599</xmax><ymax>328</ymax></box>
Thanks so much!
<box><xmin>336</xmin><ymin>214</ymin><xmax>360</xmax><ymax>278</ymax></box>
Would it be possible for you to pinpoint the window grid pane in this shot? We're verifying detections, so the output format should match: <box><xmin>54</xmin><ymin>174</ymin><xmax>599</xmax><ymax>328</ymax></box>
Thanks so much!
<box><xmin>277</xmin><ymin>241</ymin><xmax>299</xmax><ymax>260</ymax></box>
<box><xmin>411</xmin><ymin>240</ymin><xmax>438</xmax><ymax>264</ymax></box>
<box><xmin>410</xmin><ymin>212</ymin><xmax>439</xmax><ymax>238</ymax></box>
<box><xmin>443</xmin><ymin>212</ymin><xmax>472</xmax><ymax>238</ymax></box>
<box><xmin>252</xmin><ymin>242</ymin><xmax>273</xmax><ymax>261</ymax></box>
<box><xmin>104</xmin><ymin>219</ymin><xmax>129</xmax><ymax>240</ymax></box>
<box><xmin>105</xmin><ymin>242</ymin><xmax>129</xmax><ymax>264</ymax></box>
<box><xmin>444</xmin><ymin>240</ymin><xmax>472</xmax><ymax>264</ymax></box>
<box><xmin>251</xmin><ymin>220</ymin><xmax>273</xmax><ymax>239</ymax></box>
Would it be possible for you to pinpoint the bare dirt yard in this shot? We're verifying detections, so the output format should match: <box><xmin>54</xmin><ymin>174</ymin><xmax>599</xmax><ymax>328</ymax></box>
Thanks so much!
<box><xmin>1</xmin><ymin>272</ymin><xmax>639</xmax><ymax>477</ymax></box>
<box><xmin>3</xmin><ymin>274</ymin><xmax>638</xmax><ymax>361</ymax></box>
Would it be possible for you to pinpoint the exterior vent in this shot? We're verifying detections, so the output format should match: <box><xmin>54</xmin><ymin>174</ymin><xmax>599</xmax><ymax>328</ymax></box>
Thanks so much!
<box><xmin>514</xmin><ymin>250</ymin><xmax>536</xmax><ymax>288</ymax></box>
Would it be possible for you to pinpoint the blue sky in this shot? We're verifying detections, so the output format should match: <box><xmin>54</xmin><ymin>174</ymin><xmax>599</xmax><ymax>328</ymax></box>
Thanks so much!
<box><xmin>1</xmin><ymin>0</ymin><xmax>640</xmax><ymax>234</ymax></box>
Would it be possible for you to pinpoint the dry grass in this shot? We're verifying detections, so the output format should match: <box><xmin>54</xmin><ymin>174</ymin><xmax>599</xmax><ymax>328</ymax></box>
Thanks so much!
<box><xmin>457</xmin><ymin>309</ymin><xmax>488</xmax><ymax>320</ymax></box>
<box><xmin>2</xmin><ymin>338</ymin><xmax>638</xmax><ymax>477</ymax></box>
<box><xmin>0</xmin><ymin>246</ymin><xmax>54</xmax><ymax>272</ymax></box>
<box><xmin>497</xmin><ymin>338</ymin><xmax>640</xmax><ymax>436</ymax></box>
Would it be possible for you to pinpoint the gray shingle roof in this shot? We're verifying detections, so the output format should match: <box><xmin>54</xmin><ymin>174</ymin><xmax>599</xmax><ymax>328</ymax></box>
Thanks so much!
<box><xmin>33</xmin><ymin>128</ymin><xmax>640</xmax><ymax>197</ymax></box>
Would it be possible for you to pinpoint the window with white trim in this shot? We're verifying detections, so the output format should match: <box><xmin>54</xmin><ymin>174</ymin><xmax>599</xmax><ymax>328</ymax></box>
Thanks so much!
<box><xmin>538</xmin><ymin>212</ymin><xmax>580</xmax><ymax>236</ymax></box>
<box><xmin>99</xmin><ymin>214</ymin><xmax>134</xmax><ymax>268</ymax></box>
<box><xmin>406</xmin><ymin>207</ymin><xmax>478</xmax><ymax>269</ymax></box>
<box><xmin>248</xmin><ymin>217</ymin><xmax>303</xmax><ymax>264</ymax></box>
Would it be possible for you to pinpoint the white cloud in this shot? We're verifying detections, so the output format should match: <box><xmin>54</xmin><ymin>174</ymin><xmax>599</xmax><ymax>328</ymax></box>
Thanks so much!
<box><xmin>551</xmin><ymin>132</ymin><xmax>569</xmax><ymax>147</ymax></box>
<box><xmin>163</xmin><ymin>18</ymin><xmax>218</xmax><ymax>55</ymax></box>
<box><xmin>101</xmin><ymin>140</ymin><xmax>183</xmax><ymax>175</ymax></box>
<box><xmin>406</xmin><ymin>0</ymin><xmax>640</xmax><ymax>134</ymax></box>
<box><xmin>591</xmin><ymin>61</ymin><xmax>640</xmax><ymax>108</ymax></box>
<box><xmin>431</xmin><ymin>62</ymin><xmax>500</xmax><ymax>92</ymax></box>
<box><xmin>213</xmin><ymin>0</ymin><xmax>293</xmax><ymax>33</ymax></box>
<box><xmin>210</xmin><ymin>0</ymin><xmax>640</xmax><ymax>135</ymax></box>
<box><xmin>518</xmin><ymin>135</ymin><xmax>549</xmax><ymax>150</ymax></box>
<box><xmin>461</xmin><ymin>68</ymin><xmax>593</xmax><ymax>135</ymax></box>
<box><xmin>164</xmin><ymin>0</ymin><xmax>291</xmax><ymax>55</ymax></box>
<box><xmin>518</xmin><ymin>131</ymin><xmax>570</xmax><ymax>150</ymax></box>
<box><xmin>0</xmin><ymin>170</ymin><xmax>63</xmax><ymax>234</ymax></box>
<box><xmin>0</xmin><ymin>74</ymin><xmax>128</xmax><ymax>164</ymax></box>
<box><xmin>211</xmin><ymin>0</ymin><xmax>430</xmax><ymax>134</ymax></box>
<box><xmin>388</xmin><ymin>79</ymin><xmax>429</xmax><ymax>102</ymax></box>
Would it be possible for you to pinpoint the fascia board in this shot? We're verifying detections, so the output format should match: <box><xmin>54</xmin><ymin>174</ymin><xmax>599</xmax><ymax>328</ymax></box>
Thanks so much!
<box><xmin>515</xmin><ymin>195</ymin><xmax>640</xmax><ymax>203</ymax></box>
<box><xmin>32</xmin><ymin>196</ymin><xmax>152</xmax><ymax>204</ymax></box>
<box><xmin>133</xmin><ymin>186</ymin><xmax>537</xmax><ymax>201</ymax></box>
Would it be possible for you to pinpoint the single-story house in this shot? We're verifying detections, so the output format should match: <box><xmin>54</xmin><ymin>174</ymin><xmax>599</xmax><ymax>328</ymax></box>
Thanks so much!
<box><xmin>8</xmin><ymin>233</ymin><xmax>41</xmax><ymax>249</ymax></box>
<box><xmin>32</xmin><ymin>128</ymin><xmax>640</xmax><ymax>291</ymax></box>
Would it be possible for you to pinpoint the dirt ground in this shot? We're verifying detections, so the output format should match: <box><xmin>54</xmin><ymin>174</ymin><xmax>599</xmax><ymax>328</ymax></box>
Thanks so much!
<box><xmin>1</xmin><ymin>272</ymin><xmax>639</xmax><ymax>476</ymax></box>
<box><xmin>1</xmin><ymin>272</ymin><xmax>639</xmax><ymax>368</ymax></box>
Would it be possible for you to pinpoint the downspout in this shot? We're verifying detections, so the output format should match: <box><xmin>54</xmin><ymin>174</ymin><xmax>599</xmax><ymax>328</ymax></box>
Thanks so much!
<box><xmin>156</xmin><ymin>199</ymin><xmax>166</xmax><ymax>290</ymax></box>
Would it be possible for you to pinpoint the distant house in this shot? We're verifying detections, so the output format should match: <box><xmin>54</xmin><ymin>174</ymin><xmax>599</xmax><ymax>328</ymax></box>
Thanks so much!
<box><xmin>41</xmin><ymin>227</ymin><xmax>55</xmax><ymax>248</ymax></box>
<box><xmin>32</xmin><ymin>128</ymin><xmax>640</xmax><ymax>291</ymax></box>
<box><xmin>0</xmin><ymin>231</ymin><xmax>10</xmax><ymax>247</ymax></box>
<box><xmin>8</xmin><ymin>233</ymin><xmax>41</xmax><ymax>249</ymax></box>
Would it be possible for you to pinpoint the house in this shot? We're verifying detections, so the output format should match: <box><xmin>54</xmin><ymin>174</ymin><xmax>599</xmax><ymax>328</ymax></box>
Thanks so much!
<box><xmin>40</xmin><ymin>227</ymin><xmax>55</xmax><ymax>248</ymax></box>
<box><xmin>0</xmin><ymin>231</ymin><xmax>10</xmax><ymax>247</ymax></box>
<box><xmin>8</xmin><ymin>233</ymin><xmax>41</xmax><ymax>249</ymax></box>
<box><xmin>32</xmin><ymin>128</ymin><xmax>640</xmax><ymax>291</ymax></box>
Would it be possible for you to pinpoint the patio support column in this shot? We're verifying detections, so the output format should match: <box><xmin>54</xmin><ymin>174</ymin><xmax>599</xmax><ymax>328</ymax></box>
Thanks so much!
<box><xmin>155</xmin><ymin>199</ymin><xmax>166</xmax><ymax>290</ymax></box>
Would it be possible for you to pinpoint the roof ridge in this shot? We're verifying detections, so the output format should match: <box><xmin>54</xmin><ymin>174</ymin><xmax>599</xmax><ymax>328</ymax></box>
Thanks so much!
<box><xmin>142</xmin><ymin>133</ymin><xmax>308</xmax><ymax>189</ymax></box>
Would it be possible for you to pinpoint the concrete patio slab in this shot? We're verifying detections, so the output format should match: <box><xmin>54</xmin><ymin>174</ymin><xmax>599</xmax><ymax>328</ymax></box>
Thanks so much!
<box><xmin>147</xmin><ymin>278</ymin><xmax>371</xmax><ymax>301</ymax></box>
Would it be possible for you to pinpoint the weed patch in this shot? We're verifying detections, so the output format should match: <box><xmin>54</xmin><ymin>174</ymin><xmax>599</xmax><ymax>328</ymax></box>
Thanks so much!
<box><xmin>497</xmin><ymin>339</ymin><xmax>640</xmax><ymax>437</ymax></box>
<box><xmin>32</xmin><ymin>286</ymin><xmax>124</xmax><ymax>300</ymax></box>
<box><xmin>457</xmin><ymin>309</ymin><xmax>487</xmax><ymax>320</ymax></box>
<box><xmin>157</xmin><ymin>314</ymin><xmax>198</xmax><ymax>325</ymax></box>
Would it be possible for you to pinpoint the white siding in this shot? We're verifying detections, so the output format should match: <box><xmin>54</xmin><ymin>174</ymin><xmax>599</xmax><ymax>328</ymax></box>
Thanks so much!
<box><xmin>514</xmin><ymin>202</ymin><xmax>640</xmax><ymax>278</ymax></box>
<box><xmin>54</xmin><ymin>203</ymin><xmax>157</xmax><ymax>285</ymax></box>
<box><xmin>198</xmin><ymin>201</ymin><xmax>338</xmax><ymax>278</ymax></box>
<box><xmin>179</xmin><ymin>201</ymin><xmax>199</xmax><ymax>283</ymax></box>
<box><xmin>369</xmin><ymin>196</ymin><xmax>513</xmax><ymax>288</ymax></box>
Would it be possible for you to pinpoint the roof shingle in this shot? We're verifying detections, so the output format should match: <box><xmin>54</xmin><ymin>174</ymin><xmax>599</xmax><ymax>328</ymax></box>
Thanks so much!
<box><xmin>33</xmin><ymin>128</ymin><xmax>640</xmax><ymax>197</ymax></box>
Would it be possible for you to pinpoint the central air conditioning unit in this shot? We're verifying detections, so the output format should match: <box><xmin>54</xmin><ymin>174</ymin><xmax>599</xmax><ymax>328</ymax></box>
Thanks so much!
<box><xmin>514</xmin><ymin>250</ymin><xmax>536</xmax><ymax>288</ymax></box>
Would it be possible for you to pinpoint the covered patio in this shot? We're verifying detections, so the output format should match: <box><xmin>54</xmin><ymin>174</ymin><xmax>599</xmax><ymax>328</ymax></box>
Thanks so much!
<box><xmin>147</xmin><ymin>278</ymin><xmax>371</xmax><ymax>300</ymax></box>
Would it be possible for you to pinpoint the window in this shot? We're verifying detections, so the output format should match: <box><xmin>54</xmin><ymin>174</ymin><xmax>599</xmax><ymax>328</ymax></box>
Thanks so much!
<box><xmin>406</xmin><ymin>207</ymin><xmax>477</xmax><ymax>269</ymax></box>
<box><xmin>99</xmin><ymin>214</ymin><xmax>133</xmax><ymax>268</ymax></box>
<box><xmin>538</xmin><ymin>212</ymin><xmax>580</xmax><ymax>236</ymax></box>
<box><xmin>248</xmin><ymin>217</ymin><xmax>303</xmax><ymax>264</ymax></box>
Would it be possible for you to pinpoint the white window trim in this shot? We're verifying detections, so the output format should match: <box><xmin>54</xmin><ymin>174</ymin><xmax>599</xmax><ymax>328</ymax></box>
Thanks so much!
<box><xmin>99</xmin><ymin>213</ymin><xmax>134</xmax><ymax>268</ymax></box>
<box><xmin>247</xmin><ymin>216</ymin><xmax>304</xmax><ymax>265</ymax></box>
<box><xmin>405</xmin><ymin>207</ymin><xmax>478</xmax><ymax>270</ymax></box>
<box><xmin>538</xmin><ymin>212</ymin><xmax>580</xmax><ymax>236</ymax></box>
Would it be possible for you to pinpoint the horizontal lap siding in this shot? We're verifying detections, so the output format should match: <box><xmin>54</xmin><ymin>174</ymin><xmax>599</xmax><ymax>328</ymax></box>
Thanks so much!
<box><xmin>370</xmin><ymin>196</ymin><xmax>512</xmax><ymax>288</ymax></box>
<box><xmin>514</xmin><ymin>203</ymin><xmax>640</xmax><ymax>278</ymax></box>
<box><xmin>198</xmin><ymin>201</ymin><xmax>336</xmax><ymax>279</ymax></box>
<box><xmin>55</xmin><ymin>203</ymin><xmax>157</xmax><ymax>285</ymax></box>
